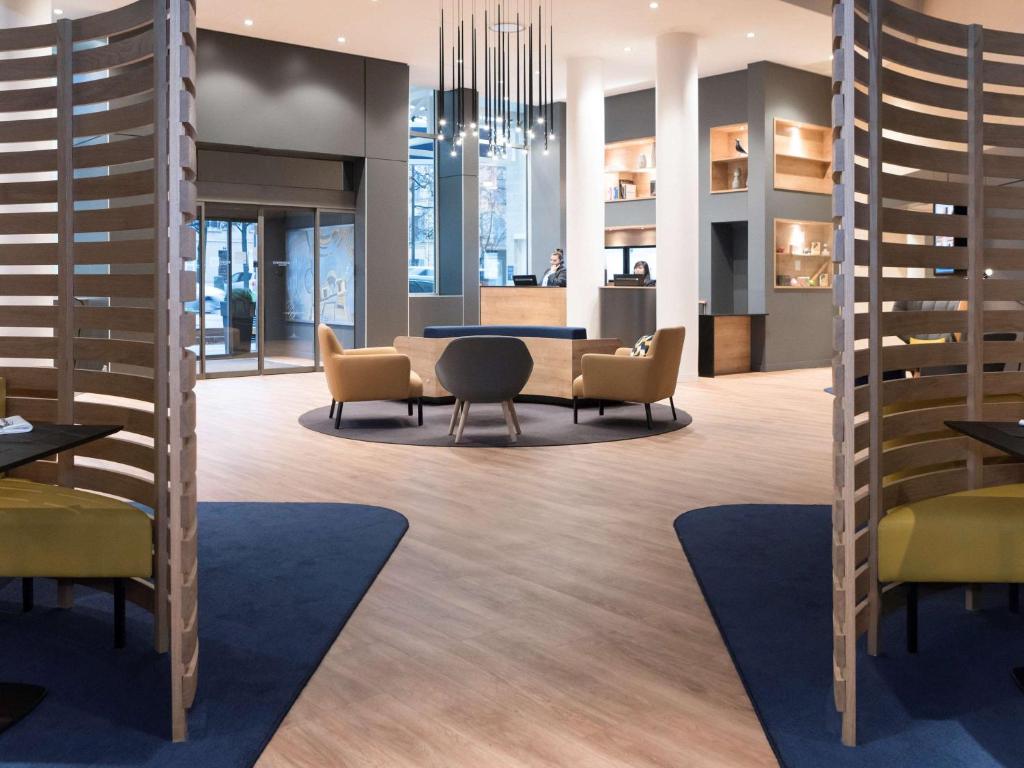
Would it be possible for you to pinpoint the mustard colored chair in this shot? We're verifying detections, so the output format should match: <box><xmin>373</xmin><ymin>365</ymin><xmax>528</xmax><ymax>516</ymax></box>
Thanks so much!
<box><xmin>0</xmin><ymin>378</ymin><xmax>152</xmax><ymax>648</ymax></box>
<box><xmin>879</xmin><ymin>483</ymin><xmax>1024</xmax><ymax>652</ymax></box>
<box><xmin>571</xmin><ymin>326</ymin><xmax>685</xmax><ymax>429</ymax></box>
<box><xmin>317</xmin><ymin>324</ymin><xmax>424</xmax><ymax>428</ymax></box>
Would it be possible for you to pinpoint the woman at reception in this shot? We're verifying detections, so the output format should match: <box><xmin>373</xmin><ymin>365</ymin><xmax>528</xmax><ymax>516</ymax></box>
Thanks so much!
<box><xmin>633</xmin><ymin>260</ymin><xmax>655</xmax><ymax>286</ymax></box>
<box><xmin>540</xmin><ymin>249</ymin><xmax>567</xmax><ymax>287</ymax></box>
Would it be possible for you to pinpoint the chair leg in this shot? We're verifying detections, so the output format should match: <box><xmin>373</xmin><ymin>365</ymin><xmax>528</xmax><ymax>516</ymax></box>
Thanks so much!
<box><xmin>448</xmin><ymin>399</ymin><xmax>462</xmax><ymax>435</ymax></box>
<box><xmin>670</xmin><ymin>396</ymin><xmax>677</xmax><ymax>421</ymax></box>
<box><xmin>508</xmin><ymin>400</ymin><xmax>522</xmax><ymax>434</ymax></box>
<box><xmin>417</xmin><ymin>398</ymin><xmax>423</xmax><ymax>426</ymax></box>
<box><xmin>22</xmin><ymin>577</ymin><xmax>33</xmax><ymax>613</ymax></box>
<box><xmin>334</xmin><ymin>402</ymin><xmax>343</xmax><ymax>429</ymax></box>
<box><xmin>907</xmin><ymin>582</ymin><xmax>918</xmax><ymax>654</ymax></box>
<box><xmin>645</xmin><ymin>403</ymin><xmax>653</xmax><ymax>430</ymax></box>
<box><xmin>1011</xmin><ymin>583</ymin><xmax>1020</xmax><ymax>614</ymax></box>
<box><xmin>573</xmin><ymin>397</ymin><xmax>578</xmax><ymax>424</ymax></box>
<box><xmin>501</xmin><ymin>401</ymin><xmax>518</xmax><ymax>443</ymax></box>
<box><xmin>408</xmin><ymin>399</ymin><xmax>414</xmax><ymax>416</ymax></box>
<box><xmin>455</xmin><ymin>401</ymin><xmax>471</xmax><ymax>443</ymax></box>
<box><xmin>599</xmin><ymin>400</ymin><xmax>604</xmax><ymax>416</ymax></box>
<box><xmin>114</xmin><ymin>578</ymin><xmax>126</xmax><ymax>649</ymax></box>
<box><xmin>329</xmin><ymin>399</ymin><xmax>335</xmax><ymax>419</ymax></box>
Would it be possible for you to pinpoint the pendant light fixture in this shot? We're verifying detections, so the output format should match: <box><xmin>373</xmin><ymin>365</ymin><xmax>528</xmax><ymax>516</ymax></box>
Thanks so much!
<box><xmin>437</xmin><ymin>0</ymin><xmax>556</xmax><ymax>157</ymax></box>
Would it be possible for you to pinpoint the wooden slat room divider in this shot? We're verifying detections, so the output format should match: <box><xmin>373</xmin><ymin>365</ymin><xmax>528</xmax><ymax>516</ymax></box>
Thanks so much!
<box><xmin>0</xmin><ymin>0</ymin><xmax>198</xmax><ymax>739</ymax></box>
<box><xmin>832</xmin><ymin>0</ymin><xmax>1024</xmax><ymax>745</ymax></box>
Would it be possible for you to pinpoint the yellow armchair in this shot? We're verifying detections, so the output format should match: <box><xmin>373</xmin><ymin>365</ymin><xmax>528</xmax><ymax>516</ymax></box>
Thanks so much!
<box><xmin>572</xmin><ymin>326</ymin><xmax>685</xmax><ymax>429</ymax></box>
<box><xmin>317</xmin><ymin>324</ymin><xmax>423</xmax><ymax>428</ymax></box>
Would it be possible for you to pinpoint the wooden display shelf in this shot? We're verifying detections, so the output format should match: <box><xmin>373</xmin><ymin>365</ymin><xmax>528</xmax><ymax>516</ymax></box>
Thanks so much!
<box><xmin>774</xmin><ymin>118</ymin><xmax>832</xmax><ymax>195</ymax></box>
<box><xmin>605</xmin><ymin>137</ymin><xmax>656</xmax><ymax>201</ymax></box>
<box><xmin>773</xmin><ymin>217</ymin><xmax>834</xmax><ymax>290</ymax></box>
<box><xmin>710</xmin><ymin>123</ymin><xmax>749</xmax><ymax>193</ymax></box>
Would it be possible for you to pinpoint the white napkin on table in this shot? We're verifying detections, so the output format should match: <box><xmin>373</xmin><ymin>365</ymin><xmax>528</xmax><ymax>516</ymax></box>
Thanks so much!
<box><xmin>0</xmin><ymin>415</ymin><xmax>33</xmax><ymax>435</ymax></box>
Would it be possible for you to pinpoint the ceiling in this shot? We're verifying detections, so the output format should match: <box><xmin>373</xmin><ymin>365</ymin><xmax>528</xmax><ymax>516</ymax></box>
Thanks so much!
<box><xmin>58</xmin><ymin>0</ymin><xmax>834</xmax><ymax>96</ymax></box>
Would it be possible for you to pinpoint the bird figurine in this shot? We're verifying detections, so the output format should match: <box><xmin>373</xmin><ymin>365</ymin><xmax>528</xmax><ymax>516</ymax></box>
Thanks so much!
<box><xmin>735</xmin><ymin>139</ymin><xmax>747</xmax><ymax>155</ymax></box>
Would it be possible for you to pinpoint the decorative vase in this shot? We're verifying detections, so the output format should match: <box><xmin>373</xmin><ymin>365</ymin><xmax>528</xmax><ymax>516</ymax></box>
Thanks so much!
<box><xmin>731</xmin><ymin>168</ymin><xmax>742</xmax><ymax>189</ymax></box>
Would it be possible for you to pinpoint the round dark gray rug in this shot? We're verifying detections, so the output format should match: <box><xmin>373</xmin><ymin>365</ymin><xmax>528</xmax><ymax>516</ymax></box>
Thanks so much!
<box><xmin>298</xmin><ymin>400</ymin><xmax>691</xmax><ymax>447</ymax></box>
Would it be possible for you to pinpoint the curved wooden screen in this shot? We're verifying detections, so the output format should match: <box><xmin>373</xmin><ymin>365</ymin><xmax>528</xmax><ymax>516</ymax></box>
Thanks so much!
<box><xmin>832</xmin><ymin>0</ymin><xmax>1024</xmax><ymax>745</ymax></box>
<box><xmin>0</xmin><ymin>0</ymin><xmax>198</xmax><ymax>740</ymax></box>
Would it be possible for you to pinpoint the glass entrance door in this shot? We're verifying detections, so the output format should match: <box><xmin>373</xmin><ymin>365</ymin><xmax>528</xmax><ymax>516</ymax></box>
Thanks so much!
<box><xmin>192</xmin><ymin>203</ymin><xmax>356</xmax><ymax>377</ymax></box>
<box><xmin>200</xmin><ymin>204</ymin><xmax>259</xmax><ymax>375</ymax></box>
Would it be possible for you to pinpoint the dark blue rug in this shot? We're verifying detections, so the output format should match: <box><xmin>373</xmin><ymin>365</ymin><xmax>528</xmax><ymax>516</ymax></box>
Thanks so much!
<box><xmin>675</xmin><ymin>504</ymin><xmax>1024</xmax><ymax>768</ymax></box>
<box><xmin>0</xmin><ymin>502</ymin><xmax>408</xmax><ymax>767</ymax></box>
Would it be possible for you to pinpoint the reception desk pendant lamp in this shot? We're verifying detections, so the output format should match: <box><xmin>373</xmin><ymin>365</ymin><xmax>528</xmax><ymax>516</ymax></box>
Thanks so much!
<box><xmin>437</xmin><ymin>0</ymin><xmax>557</xmax><ymax>159</ymax></box>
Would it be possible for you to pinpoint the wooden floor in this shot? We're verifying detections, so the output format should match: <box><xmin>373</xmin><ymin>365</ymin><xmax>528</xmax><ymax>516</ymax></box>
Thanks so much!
<box><xmin>195</xmin><ymin>367</ymin><xmax>833</xmax><ymax>767</ymax></box>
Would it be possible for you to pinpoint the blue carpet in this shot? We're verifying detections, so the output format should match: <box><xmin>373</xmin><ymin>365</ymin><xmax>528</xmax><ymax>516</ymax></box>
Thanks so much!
<box><xmin>674</xmin><ymin>504</ymin><xmax>1024</xmax><ymax>768</ymax></box>
<box><xmin>0</xmin><ymin>502</ymin><xmax>408</xmax><ymax>767</ymax></box>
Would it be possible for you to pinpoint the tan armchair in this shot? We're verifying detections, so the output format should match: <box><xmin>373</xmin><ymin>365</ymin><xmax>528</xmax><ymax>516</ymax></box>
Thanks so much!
<box><xmin>572</xmin><ymin>326</ymin><xmax>685</xmax><ymax>429</ymax></box>
<box><xmin>317</xmin><ymin>324</ymin><xmax>424</xmax><ymax>429</ymax></box>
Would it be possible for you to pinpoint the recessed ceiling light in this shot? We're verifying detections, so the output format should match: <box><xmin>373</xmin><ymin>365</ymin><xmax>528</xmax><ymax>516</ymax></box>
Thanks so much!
<box><xmin>337</xmin><ymin>36</ymin><xmax>346</xmax><ymax>43</ymax></box>
<box><xmin>746</xmin><ymin>31</ymin><xmax>755</xmax><ymax>38</ymax></box>
<box><xmin>624</xmin><ymin>46</ymin><xmax>632</xmax><ymax>53</ymax></box>
<box><xmin>244</xmin><ymin>18</ymin><xmax>254</xmax><ymax>26</ymax></box>
<box><xmin>649</xmin><ymin>1</ymin><xmax>659</xmax><ymax>7</ymax></box>
<box><xmin>53</xmin><ymin>8</ymin><xmax>64</xmax><ymax>15</ymax></box>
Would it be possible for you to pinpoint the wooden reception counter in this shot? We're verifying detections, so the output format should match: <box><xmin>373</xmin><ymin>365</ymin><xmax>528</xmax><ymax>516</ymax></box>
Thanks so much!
<box><xmin>480</xmin><ymin>286</ymin><xmax>566</xmax><ymax>326</ymax></box>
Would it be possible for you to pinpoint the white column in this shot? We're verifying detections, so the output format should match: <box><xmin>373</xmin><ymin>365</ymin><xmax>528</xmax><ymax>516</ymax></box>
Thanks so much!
<box><xmin>564</xmin><ymin>57</ymin><xmax>604</xmax><ymax>334</ymax></box>
<box><xmin>655</xmin><ymin>32</ymin><xmax>700</xmax><ymax>379</ymax></box>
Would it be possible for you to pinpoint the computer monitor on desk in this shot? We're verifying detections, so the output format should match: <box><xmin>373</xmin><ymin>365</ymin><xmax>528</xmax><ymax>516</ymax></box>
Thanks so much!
<box><xmin>613</xmin><ymin>274</ymin><xmax>645</xmax><ymax>287</ymax></box>
<box><xmin>512</xmin><ymin>275</ymin><xmax>538</xmax><ymax>286</ymax></box>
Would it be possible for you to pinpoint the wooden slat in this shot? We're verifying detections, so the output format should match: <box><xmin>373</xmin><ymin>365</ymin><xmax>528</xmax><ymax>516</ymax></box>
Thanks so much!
<box><xmin>73</xmin><ymin>59</ymin><xmax>154</xmax><ymax>107</ymax></box>
<box><xmin>0</xmin><ymin>83</ymin><xmax>57</xmax><ymax>113</ymax></box>
<box><xmin>71</xmin><ymin>464</ymin><xmax>155</xmax><ymax>508</ymax></box>
<box><xmin>881</xmin><ymin>0</ymin><xmax>967</xmax><ymax>48</ymax></box>
<box><xmin>74</xmin><ymin>170</ymin><xmax>154</xmax><ymax>202</ymax></box>
<box><xmin>74</xmin><ymin>100</ymin><xmax>153</xmax><ymax>139</ymax></box>
<box><xmin>0</xmin><ymin>52</ymin><xmax>56</xmax><ymax>81</ymax></box>
<box><xmin>0</xmin><ymin>21</ymin><xmax>56</xmax><ymax>53</ymax></box>
<box><xmin>0</xmin><ymin>147</ymin><xmax>57</xmax><ymax>175</ymax></box>
<box><xmin>75</xmin><ymin>239</ymin><xmax>155</xmax><ymax>265</ymax></box>
<box><xmin>0</xmin><ymin>116</ymin><xmax>57</xmax><ymax>144</ymax></box>
<box><xmin>0</xmin><ymin>211</ymin><xmax>58</xmax><ymax>236</ymax></box>
<box><xmin>75</xmin><ymin>204</ymin><xmax>154</xmax><ymax>233</ymax></box>
<box><xmin>75</xmin><ymin>306</ymin><xmax>155</xmax><ymax>333</ymax></box>
<box><xmin>0</xmin><ymin>274</ymin><xmax>58</xmax><ymax>296</ymax></box>
<box><xmin>75</xmin><ymin>435</ymin><xmax>155</xmax><ymax>473</ymax></box>
<box><xmin>74</xmin><ymin>369</ymin><xmax>155</xmax><ymax>402</ymax></box>
<box><xmin>74</xmin><ymin>337</ymin><xmax>153</xmax><ymax>367</ymax></box>
<box><xmin>74</xmin><ymin>400</ymin><xmax>155</xmax><ymax>438</ymax></box>
<box><xmin>0</xmin><ymin>336</ymin><xmax>57</xmax><ymax>358</ymax></box>
<box><xmin>73</xmin><ymin>28</ymin><xmax>154</xmax><ymax>74</ymax></box>
<box><xmin>74</xmin><ymin>135</ymin><xmax>153</xmax><ymax>170</ymax></box>
<box><xmin>986</xmin><ymin>29</ymin><xmax>1024</xmax><ymax>57</ymax></box>
<box><xmin>73</xmin><ymin>0</ymin><xmax>153</xmax><ymax>42</ymax></box>
<box><xmin>0</xmin><ymin>179</ymin><xmax>58</xmax><ymax>206</ymax></box>
<box><xmin>0</xmin><ymin>306</ymin><xmax>57</xmax><ymax>327</ymax></box>
<box><xmin>883</xmin><ymin>68</ymin><xmax>966</xmax><ymax>112</ymax></box>
<box><xmin>74</xmin><ymin>273</ymin><xmax>153</xmax><ymax>298</ymax></box>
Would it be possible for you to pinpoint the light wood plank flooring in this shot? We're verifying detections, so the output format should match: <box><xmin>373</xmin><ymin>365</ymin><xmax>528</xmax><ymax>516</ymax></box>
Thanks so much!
<box><xmin>195</xmin><ymin>367</ymin><xmax>833</xmax><ymax>767</ymax></box>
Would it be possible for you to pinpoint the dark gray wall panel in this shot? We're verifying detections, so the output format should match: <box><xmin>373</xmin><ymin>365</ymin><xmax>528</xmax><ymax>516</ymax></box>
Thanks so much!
<box><xmin>196</xmin><ymin>30</ymin><xmax>366</xmax><ymax>157</ymax></box>
<box><xmin>605</xmin><ymin>88</ymin><xmax>655</xmax><ymax>144</ymax></box>
<box><xmin>365</xmin><ymin>58</ymin><xmax>411</xmax><ymax>162</ymax></box>
<box><xmin>605</xmin><ymin>198</ymin><xmax>656</xmax><ymax>229</ymax></box>
<box><xmin>359</xmin><ymin>158</ymin><xmax>410</xmax><ymax>345</ymax></box>
<box><xmin>409</xmin><ymin>295</ymin><xmax>465</xmax><ymax>335</ymax></box>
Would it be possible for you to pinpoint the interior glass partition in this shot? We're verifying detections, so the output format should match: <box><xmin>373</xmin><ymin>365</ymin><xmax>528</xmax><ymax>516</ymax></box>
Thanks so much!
<box><xmin>192</xmin><ymin>203</ymin><xmax>357</xmax><ymax>377</ymax></box>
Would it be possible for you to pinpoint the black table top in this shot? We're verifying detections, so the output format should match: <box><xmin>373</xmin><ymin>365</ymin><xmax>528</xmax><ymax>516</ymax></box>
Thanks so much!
<box><xmin>0</xmin><ymin>423</ymin><xmax>121</xmax><ymax>473</ymax></box>
<box><xmin>946</xmin><ymin>420</ymin><xmax>1024</xmax><ymax>460</ymax></box>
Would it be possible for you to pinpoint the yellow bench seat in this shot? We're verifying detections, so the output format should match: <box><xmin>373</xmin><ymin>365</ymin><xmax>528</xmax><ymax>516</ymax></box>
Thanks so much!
<box><xmin>0</xmin><ymin>478</ymin><xmax>152</xmax><ymax>578</ymax></box>
<box><xmin>879</xmin><ymin>483</ymin><xmax>1024</xmax><ymax>584</ymax></box>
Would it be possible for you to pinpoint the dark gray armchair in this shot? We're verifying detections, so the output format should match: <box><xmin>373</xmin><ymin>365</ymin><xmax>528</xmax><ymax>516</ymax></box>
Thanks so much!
<box><xmin>435</xmin><ymin>336</ymin><xmax>534</xmax><ymax>443</ymax></box>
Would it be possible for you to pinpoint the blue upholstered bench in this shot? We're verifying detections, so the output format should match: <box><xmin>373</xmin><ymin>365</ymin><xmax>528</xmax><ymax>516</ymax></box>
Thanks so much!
<box><xmin>423</xmin><ymin>325</ymin><xmax>588</xmax><ymax>340</ymax></box>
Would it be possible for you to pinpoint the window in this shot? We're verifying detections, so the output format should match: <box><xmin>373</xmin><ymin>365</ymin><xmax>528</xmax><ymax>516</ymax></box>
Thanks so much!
<box><xmin>479</xmin><ymin>144</ymin><xmax>528</xmax><ymax>286</ymax></box>
<box><xmin>409</xmin><ymin>87</ymin><xmax>437</xmax><ymax>294</ymax></box>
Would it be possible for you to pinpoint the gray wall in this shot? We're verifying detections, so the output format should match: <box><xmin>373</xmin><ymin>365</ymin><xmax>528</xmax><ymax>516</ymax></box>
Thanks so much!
<box><xmin>697</xmin><ymin>62</ymin><xmax>832</xmax><ymax>370</ymax></box>
<box><xmin>196</xmin><ymin>30</ymin><xmax>409</xmax><ymax>347</ymax></box>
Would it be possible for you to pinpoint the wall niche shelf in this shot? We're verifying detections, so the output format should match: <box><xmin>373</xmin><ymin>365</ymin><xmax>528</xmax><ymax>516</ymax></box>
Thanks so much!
<box><xmin>605</xmin><ymin>137</ymin><xmax>656</xmax><ymax>202</ymax></box>
<box><xmin>709</xmin><ymin>122</ymin><xmax>749</xmax><ymax>194</ymax></box>
<box><xmin>774</xmin><ymin>118</ymin><xmax>831</xmax><ymax>195</ymax></box>
<box><xmin>774</xmin><ymin>218</ymin><xmax>833</xmax><ymax>290</ymax></box>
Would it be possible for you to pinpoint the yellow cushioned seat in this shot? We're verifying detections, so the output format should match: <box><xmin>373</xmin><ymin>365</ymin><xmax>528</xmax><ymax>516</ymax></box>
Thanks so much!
<box><xmin>409</xmin><ymin>370</ymin><xmax>424</xmax><ymax>399</ymax></box>
<box><xmin>878</xmin><ymin>483</ymin><xmax>1024</xmax><ymax>584</ymax></box>
<box><xmin>0</xmin><ymin>478</ymin><xmax>152</xmax><ymax>578</ymax></box>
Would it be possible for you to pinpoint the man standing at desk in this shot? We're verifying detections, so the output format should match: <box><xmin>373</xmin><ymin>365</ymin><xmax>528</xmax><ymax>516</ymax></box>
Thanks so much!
<box><xmin>540</xmin><ymin>249</ymin><xmax>566</xmax><ymax>287</ymax></box>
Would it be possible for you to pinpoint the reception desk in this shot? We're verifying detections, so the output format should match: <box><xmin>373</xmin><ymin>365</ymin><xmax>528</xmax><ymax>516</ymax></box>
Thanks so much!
<box><xmin>599</xmin><ymin>286</ymin><xmax>656</xmax><ymax>347</ymax></box>
<box><xmin>480</xmin><ymin>286</ymin><xmax>566</xmax><ymax>326</ymax></box>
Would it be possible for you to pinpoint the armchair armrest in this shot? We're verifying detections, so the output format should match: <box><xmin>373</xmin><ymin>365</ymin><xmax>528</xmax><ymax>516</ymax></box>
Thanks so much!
<box><xmin>345</xmin><ymin>346</ymin><xmax>399</xmax><ymax>356</ymax></box>
<box><xmin>614</xmin><ymin>347</ymin><xmax>632</xmax><ymax>356</ymax></box>
<box><xmin>580</xmin><ymin>353</ymin><xmax>654</xmax><ymax>402</ymax></box>
<box><xmin>324</xmin><ymin>352</ymin><xmax>412</xmax><ymax>402</ymax></box>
